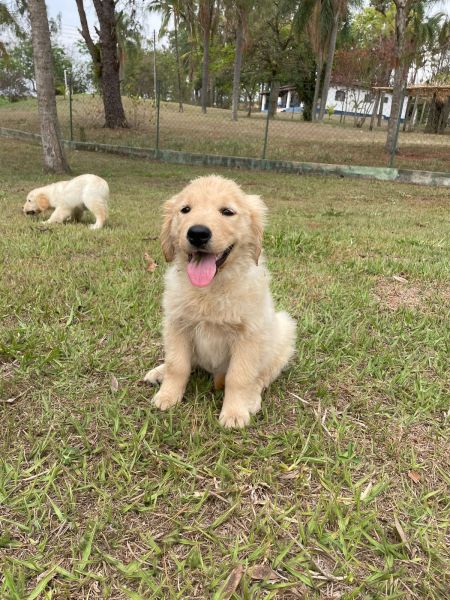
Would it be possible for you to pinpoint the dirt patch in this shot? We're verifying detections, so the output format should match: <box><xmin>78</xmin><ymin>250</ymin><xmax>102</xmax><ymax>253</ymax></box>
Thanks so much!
<box><xmin>374</xmin><ymin>278</ymin><xmax>424</xmax><ymax>310</ymax></box>
<box><xmin>373</xmin><ymin>276</ymin><xmax>450</xmax><ymax>311</ymax></box>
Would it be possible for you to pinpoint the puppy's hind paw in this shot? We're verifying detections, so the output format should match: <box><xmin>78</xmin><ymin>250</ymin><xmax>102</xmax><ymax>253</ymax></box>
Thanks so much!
<box><xmin>143</xmin><ymin>364</ymin><xmax>165</xmax><ymax>386</ymax></box>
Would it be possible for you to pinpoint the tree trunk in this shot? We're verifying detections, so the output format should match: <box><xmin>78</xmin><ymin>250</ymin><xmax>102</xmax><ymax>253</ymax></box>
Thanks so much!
<box><xmin>318</xmin><ymin>13</ymin><xmax>339</xmax><ymax>122</ymax></box>
<box><xmin>377</xmin><ymin>92</ymin><xmax>385</xmax><ymax>127</ymax></box>
<box><xmin>174</xmin><ymin>13</ymin><xmax>183</xmax><ymax>112</ymax></box>
<box><xmin>425</xmin><ymin>94</ymin><xmax>450</xmax><ymax>134</ymax></box>
<box><xmin>28</xmin><ymin>0</ymin><xmax>69</xmax><ymax>173</ymax></box>
<box><xmin>201</xmin><ymin>25</ymin><xmax>209</xmax><ymax>114</ymax></box>
<box><xmin>268</xmin><ymin>80</ymin><xmax>280</xmax><ymax>118</ymax></box>
<box><xmin>385</xmin><ymin>1</ymin><xmax>408</xmax><ymax>153</ymax></box>
<box><xmin>76</xmin><ymin>0</ymin><xmax>127</xmax><ymax>128</ymax></box>
<box><xmin>246</xmin><ymin>92</ymin><xmax>254</xmax><ymax>117</ymax></box>
<box><xmin>231</xmin><ymin>15</ymin><xmax>244</xmax><ymax>121</ymax></box>
<box><xmin>385</xmin><ymin>70</ymin><xmax>406</xmax><ymax>153</ymax></box>
<box><xmin>312</xmin><ymin>57</ymin><xmax>322</xmax><ymax>122</ymax></box>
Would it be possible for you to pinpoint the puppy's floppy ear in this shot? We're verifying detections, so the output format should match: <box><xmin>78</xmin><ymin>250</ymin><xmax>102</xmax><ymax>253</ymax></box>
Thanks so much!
<box><xmin>247</xmin><ymin>194</ymin><xmax>267</xmax><ymax>265</ymax></box>
<box><xmin>36</xmin><ymin>193</ymin><xmax>50</xmax><ymax>211</ymax></box>
<box><xmin>160</xmin><ymin>195</ymin><xmax>177</xmax><ymax>262</ymax></box>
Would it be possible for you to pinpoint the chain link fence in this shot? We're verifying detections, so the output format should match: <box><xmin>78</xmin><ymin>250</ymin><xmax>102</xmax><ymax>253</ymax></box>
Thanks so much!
<box><xmin>1</xmin><ymin>78</ymin><xmax>449</xmax><ymax>173</ymax></box>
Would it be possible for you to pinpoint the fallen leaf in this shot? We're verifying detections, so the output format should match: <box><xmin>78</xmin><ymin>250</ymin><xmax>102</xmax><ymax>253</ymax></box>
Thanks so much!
<box><xmin>280</xmin><ymin>470</ymin><xmax>301</xmax><ymax>480</ymax></box>
<box><xmin>220</xmin><ymin>565</ymin><xmax>244</xmax><ymax>599</ymax></box>
<box><xmin>247</xmin><ymin>564</ymin><xmax>279</xmax><ymax>581</ymax></box>
<box><xmin>110</xmin><ymin>375</ymin><xmax>119</xmax><ymax>393</ymax></box>
<box><xmin>408</xmin><ymin>470</ymin><xmax>421</xmax><ymax>484</ymax></box>
<box><xmin>392</xmin><ymin>275</ymin><xmax>408</xmax><ymax>283</ymax></box>
<box><xmin>2</xmin><ymin>388</ymin><xmax>32</xmax><ymax>404</ymax></box>
<box><xmin>360</xmin><ymin>481</ymin><xmax>373</xmax><ymax>501</ymax></box>
<box><xmin>394</xmin><ymin>516</ymin><xmax>410</xmax><ymax>553</ymax></box>
<box><xmin>144</xmin><ymin>253</ymin><xmax>158</xmax><ymax>272</ymax></box>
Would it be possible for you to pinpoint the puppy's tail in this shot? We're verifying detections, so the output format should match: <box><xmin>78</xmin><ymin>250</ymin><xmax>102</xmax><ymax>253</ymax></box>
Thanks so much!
<box><xmin>262</xmin><ymin>311</ymin><xmax>297</xmax><ymax>388</ymax></box>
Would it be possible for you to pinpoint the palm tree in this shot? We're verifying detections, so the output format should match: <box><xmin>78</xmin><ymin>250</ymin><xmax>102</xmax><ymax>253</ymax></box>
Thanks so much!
<box><xmin>295</xmin><ymin>0</ymin><xmax>334</xmax><ymax>121</ymax></box>
<box><xmin>227</xmin><ymin>0</ymin><xmax>255</xmax><ymax>121</ymax></box>
<box><xmin>148</xmin><ymin>0</ymin><xmax>185</xmax><ymax>112</ymax></box>
<box><xmin>27</xmin><ymin>0</ymin><xmax>69</xmax><ymax>173</ymax></box>
<box><xmin>198</xmin><ymin>0</ymin><xmax>216</xmax><ymax>114</ymax></box>
<box><xmin>0</xmin><ymin>2</ymin><xmax>23</xmax><ymax>58</ymax></box>
<box><xmin>75</xmin><ymin>0</ymin><xmax>128</xmax><ymax>128</ymax></box>
<box><xmin>317</xmin><ymin>0</ymin><xmax>348</xmax><ymax>121</ymax></box>
<box><xmin>385</xmin><ymin>0</ymin><xmax>439</xmax><ymax>151</ymax></box>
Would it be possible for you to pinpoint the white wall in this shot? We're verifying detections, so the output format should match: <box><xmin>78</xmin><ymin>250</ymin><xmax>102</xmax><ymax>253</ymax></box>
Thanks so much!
<box><xmin>327</xmin><ymin>86</ymin><xmax>408</xmax><ymax>120</ymax></box>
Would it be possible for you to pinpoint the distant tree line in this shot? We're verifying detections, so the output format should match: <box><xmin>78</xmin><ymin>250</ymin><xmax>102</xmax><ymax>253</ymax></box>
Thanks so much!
<box><xmin>0</xmin><ymin>0</ymin><xmax>449</xmax><ymax>171</ymax></box>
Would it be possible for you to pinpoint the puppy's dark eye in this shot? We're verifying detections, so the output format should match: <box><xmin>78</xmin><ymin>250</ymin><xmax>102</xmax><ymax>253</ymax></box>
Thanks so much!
<box><xmin>180</xmin><ymin>206</ymin><xmax>191</xmax><ymax>214</ymax></box>
<box><xmin>220</xmin><ymin>208</ymin><xmax>235</xmax><ymax>216</ymax></box>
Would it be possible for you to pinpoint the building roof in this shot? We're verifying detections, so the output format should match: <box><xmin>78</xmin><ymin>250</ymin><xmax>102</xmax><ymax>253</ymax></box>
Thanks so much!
<box><xmin>373</xmin><ymin>84</ymin><xmax>450</xmax><ymax>97</ymax></box>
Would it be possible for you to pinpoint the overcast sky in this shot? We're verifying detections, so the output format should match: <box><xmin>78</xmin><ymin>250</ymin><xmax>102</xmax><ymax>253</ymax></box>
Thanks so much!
<box><xmin>45</xmin><ymin>0</ymin><xmax>163</xmax><ymax>60</ymax></box>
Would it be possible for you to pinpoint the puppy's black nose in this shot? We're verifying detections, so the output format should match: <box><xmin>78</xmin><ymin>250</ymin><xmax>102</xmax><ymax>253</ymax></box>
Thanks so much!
<box><xmin>187</xmin><ymin>225</ymin><xmax>212</xmax><ymax>247</ymax></box>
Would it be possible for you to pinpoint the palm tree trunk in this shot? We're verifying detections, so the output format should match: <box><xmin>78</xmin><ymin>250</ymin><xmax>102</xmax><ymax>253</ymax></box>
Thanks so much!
<box><xmin>385</xmin><ymin>1</ymin><xmax>408</xmax><ymax>153</ymax></box>
<box><xmin>385</xmin><ymin>68</ymin><xmax>406</xmax><ymax>152</ymax></box>
<box><xmin>201</xmin><ymin>25</ymin><xmax>209</xmax><ymax>114</ymax></box>
<box><xmin>231</xmin><ymin>15</ymin><xmax>244</xmax><ymax>121</ymax></box>
<box><xmin>94</xmin><ymin>0</ymin><xmax>127</xmax><ymax>128</ymax></box>
<box><xmin>318</xmin><ymin>13</ymin><xmax>339</xmax><ymax>122</ymax></box>
<box><xmin>28</xmin><ymin>0</ymin><xmax>68</xmax><ymax>173</ymax></box>
<box><xmin>174</xmin><ymin>13</ymin><xmax>183</xmax><ymax>113</ymax></box>
<box><xmin>312</xmin><ymin>57</ymin><xmax>322</xmax><ymax>122</ymax></box>
<box><xmin>76</xmin><ymin>0</ymin><xmax>127</xmax><ymax>128</ymax></box>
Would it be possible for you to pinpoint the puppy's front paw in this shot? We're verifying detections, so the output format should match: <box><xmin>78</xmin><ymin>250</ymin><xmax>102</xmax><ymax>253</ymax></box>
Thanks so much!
<box><xmin>219</xmin><ymin>406</ymin><xmax>251</xmax><ymax>429</ymax></box>
<box><xmin>152</xmin><ymin>390</ymin><xmax>180</xmax><ymax>411</ymax></box>
<box><xmin>144</xmin><ymin>364</ymin><xmax>165</xmax><ymax>385</ymax></box>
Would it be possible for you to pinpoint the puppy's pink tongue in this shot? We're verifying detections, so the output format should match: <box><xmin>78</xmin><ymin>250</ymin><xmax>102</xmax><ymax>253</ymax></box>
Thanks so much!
<box><xmin>187</xmin><ymin>253</ymin><xmax>217</xmax><ymax>287</ymax></box>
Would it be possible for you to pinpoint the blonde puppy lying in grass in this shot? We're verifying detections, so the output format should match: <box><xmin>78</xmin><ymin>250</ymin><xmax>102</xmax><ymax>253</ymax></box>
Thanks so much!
<box><xmin>145</xmin><ymin>175</ymin><xmax>297</xmax><ymax>428</ymax></box>
<box><xmin>23</xmin><ymin>174</ymin><xmax>109</xmax><ymax>229</ymax></box>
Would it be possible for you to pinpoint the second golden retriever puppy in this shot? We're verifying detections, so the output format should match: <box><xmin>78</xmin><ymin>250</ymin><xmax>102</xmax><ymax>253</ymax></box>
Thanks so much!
<box><xmin>144</xmin><ymin>175</ymin><xmax>296</xmax><ymax>428</ymax></box>
<box><xmin>23</xmin><ymin>174</ymin><xmax>109</xmax><ymax>229</ymax></box>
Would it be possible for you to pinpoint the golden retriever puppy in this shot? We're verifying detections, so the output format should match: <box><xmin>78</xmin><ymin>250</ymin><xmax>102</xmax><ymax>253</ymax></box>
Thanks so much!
<box><xmin>144</xmin><ymin>175</ymin><xmax>296</xmax><ymax>428</ymax></box>
<box><xmin>23</xmin><ymin>174</ymin><xmax>109</xmax><ymax>229</ymax></box>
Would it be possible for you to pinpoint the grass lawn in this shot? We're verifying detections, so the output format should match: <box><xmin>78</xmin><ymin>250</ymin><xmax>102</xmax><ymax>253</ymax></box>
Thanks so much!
<box><xmin>1</xmin><ymin>96</ymin><xmax>450</xmax><ymax>173</ymax></box>
<box><xmin>0</xmin><ymin>138</ymin><xmax>449</xmax><ymax>599</ymax></box>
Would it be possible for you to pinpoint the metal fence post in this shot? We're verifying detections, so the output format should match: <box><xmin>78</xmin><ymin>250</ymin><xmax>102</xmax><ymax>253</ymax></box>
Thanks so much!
<box><xmin>261</xmin><ymin>86</ymin><xmax>271</xmax><ymax>160</ymax></box>
<box><xmin>389</xmin><ymin>86</ymin><xmax>406</xmax><ymax>168</ymax></box>
<box><xmin>68</xmin><ymin>73</ymin><xmax>73</xmax><ymax>142</ymax></box>
<box><xmin>156</xmin><ymin>81</ymin><xmax>161</xmax><ymax>157</ymax></box>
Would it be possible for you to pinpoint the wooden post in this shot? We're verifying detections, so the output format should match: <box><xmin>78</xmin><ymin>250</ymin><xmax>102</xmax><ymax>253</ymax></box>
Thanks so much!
<box><xmin>402</xmin><ymin>95</ymin><xmax>411</xmax><ymax>131</ymax></box>
<box><xmin>408</xmin><ymin>95</ymin><xmax>419</xmax><ymax>131</ymax></box>
<box><xmin>418</xmin><ymin>99</ymin><xmax>427</xmax><ymax>127</ymax></box>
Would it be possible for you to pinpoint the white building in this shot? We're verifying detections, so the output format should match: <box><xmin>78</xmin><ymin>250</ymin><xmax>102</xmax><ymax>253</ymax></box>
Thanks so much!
<box><xmin>260</xmin><ymin>83</ymin><xmax>408</xmax><ymax>121</ymax></box>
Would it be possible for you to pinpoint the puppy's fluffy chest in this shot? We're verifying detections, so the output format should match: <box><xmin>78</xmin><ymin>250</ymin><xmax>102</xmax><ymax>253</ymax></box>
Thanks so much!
<box><xmin>165</xmin><ymin>260</ymin><xmax>266</xmax><ymax>328</ymax></box>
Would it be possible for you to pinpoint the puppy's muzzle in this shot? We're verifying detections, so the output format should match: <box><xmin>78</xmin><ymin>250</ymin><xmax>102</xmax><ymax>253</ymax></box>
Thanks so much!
<box><xmin>187</xmin><ymin>225</ymin><xmax>212</xmax><ymax>248</ymax></box>
<box><xmin>24</xmin><ymin>209</ymin><xmax>37</xmax><ymax>215</ymax></box>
